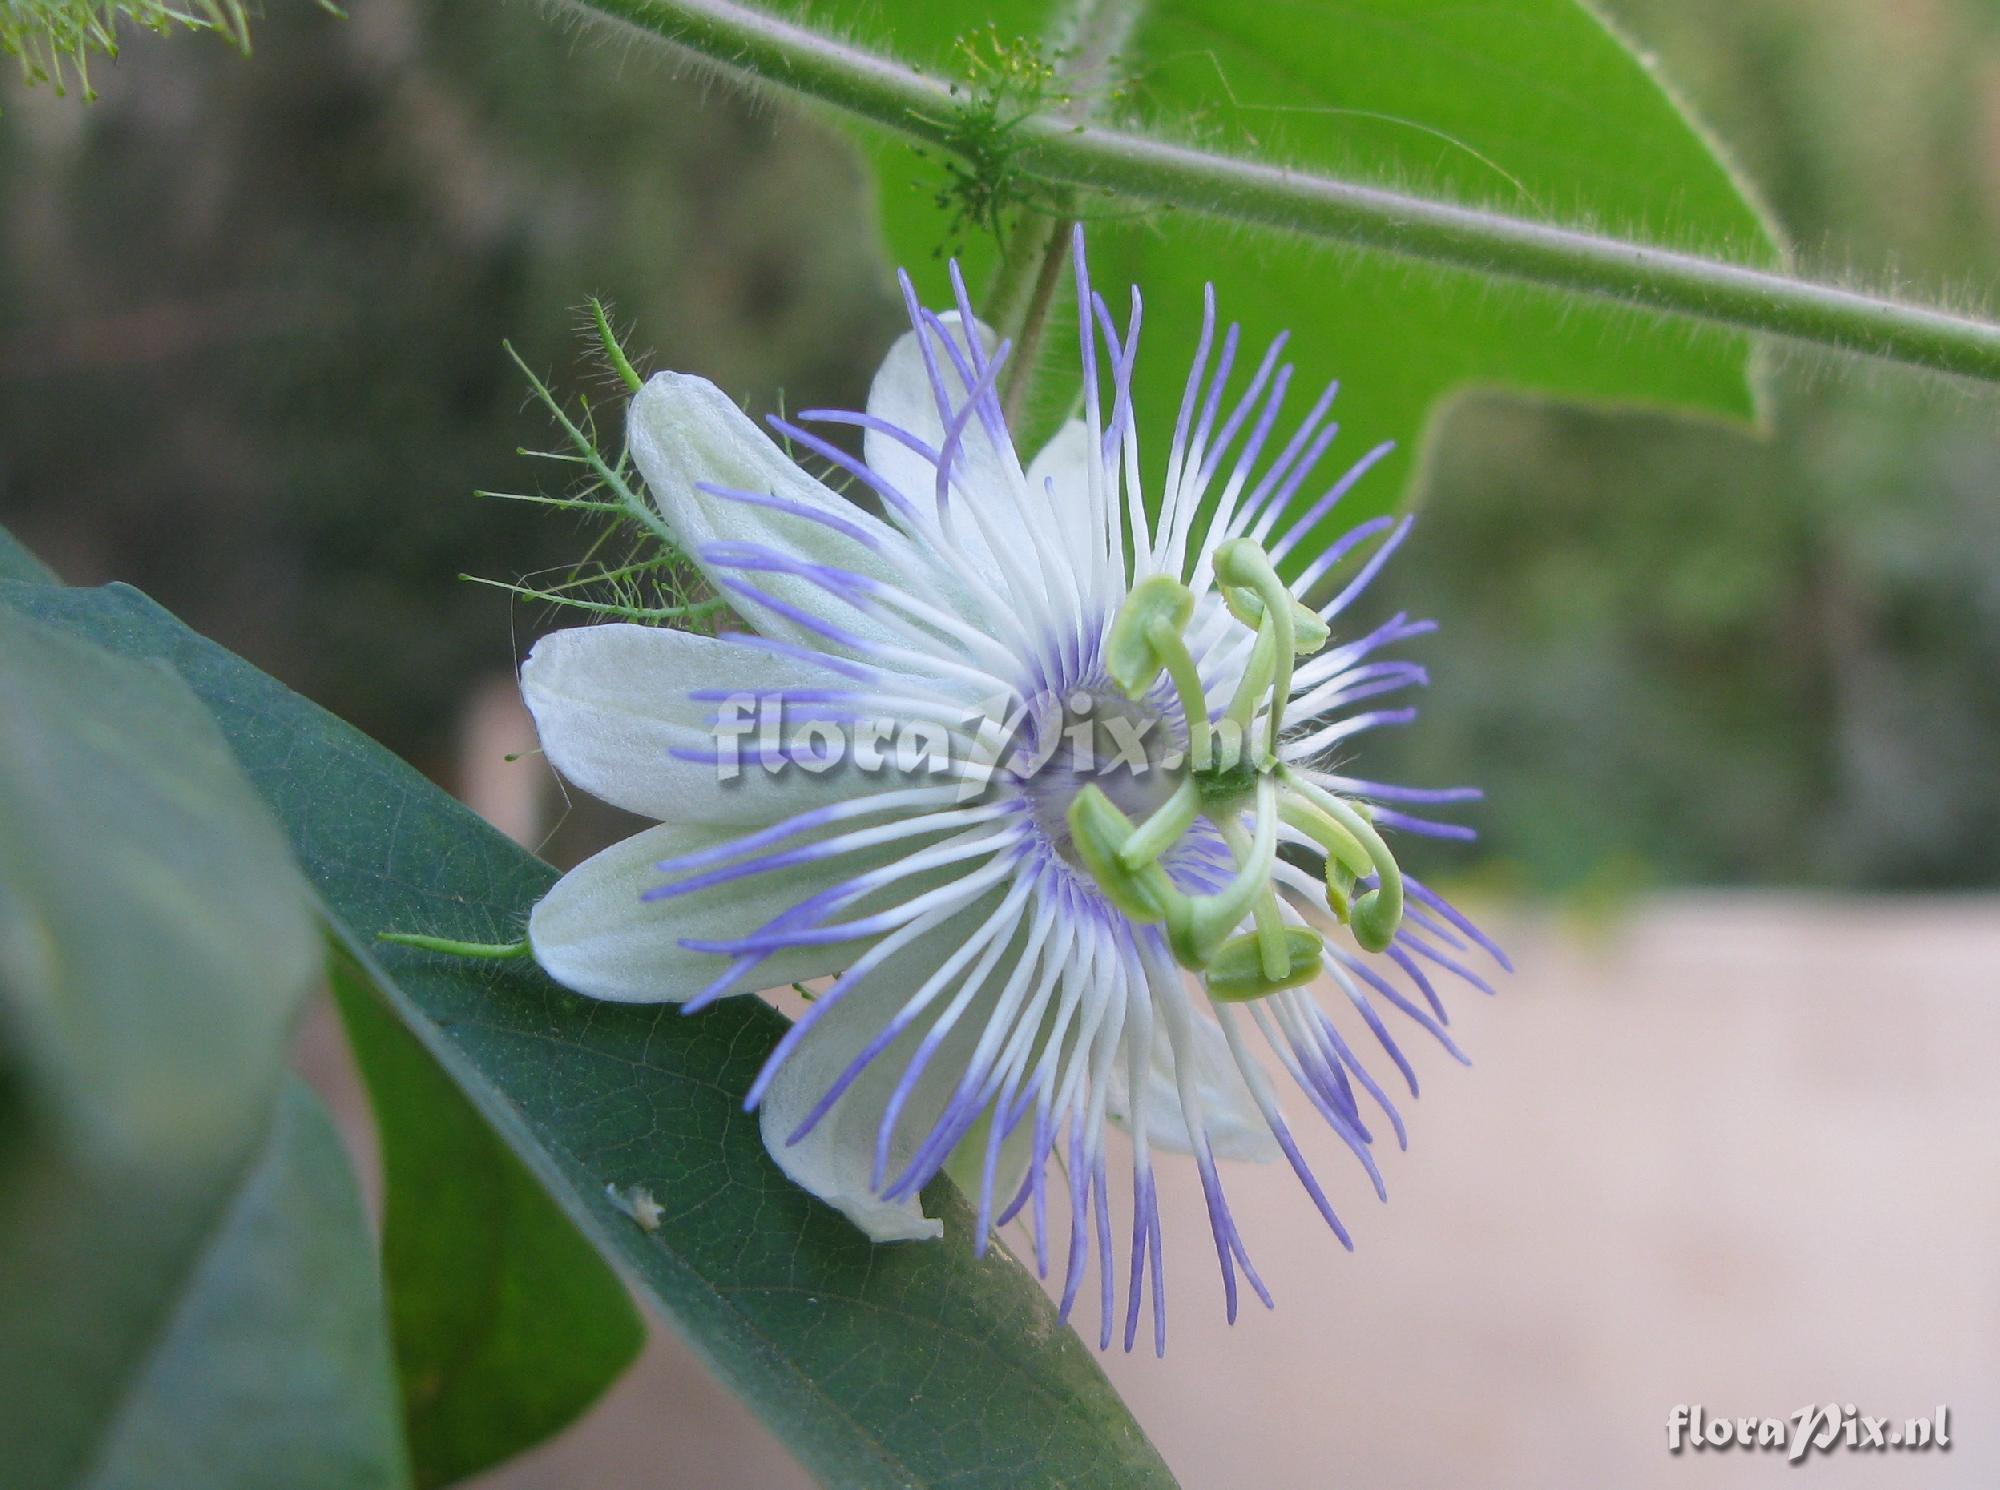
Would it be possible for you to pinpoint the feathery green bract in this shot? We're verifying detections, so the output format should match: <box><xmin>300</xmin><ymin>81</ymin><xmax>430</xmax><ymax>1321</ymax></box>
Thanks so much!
<box><xmin>1</xmin><ymin>0</ymin><xmax>249</xmax><ymax>98</ymax></box>
<box><xmin>469</xmin><ymin>317</ymin><xmax>726</xmax><ymax>629</ymax></box>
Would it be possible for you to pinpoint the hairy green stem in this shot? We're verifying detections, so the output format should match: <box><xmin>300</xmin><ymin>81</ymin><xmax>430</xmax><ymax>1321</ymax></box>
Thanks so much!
<box><xmin>564</xmin><ymin>0</ymin><xmax>2000</xmax><ymax>384</ymax></box>
<box><xmin>982</xmin><ymin>213</ymin><xmax>1060</xmax><ymax>337</ymax></box>
<box><xmin>996</xmin><ymin>218</ymin><xmax>1075</xmax><ymax>427</ymax></box>
<box><xmin>590</xmin><ymin>297</ymin><xmax>644</xmax><ymax>392</ymax></box>
<box><xmin>988</xmin><ymin>0</ymin><xmax>1141</xmax><ymax>417</ymax></box>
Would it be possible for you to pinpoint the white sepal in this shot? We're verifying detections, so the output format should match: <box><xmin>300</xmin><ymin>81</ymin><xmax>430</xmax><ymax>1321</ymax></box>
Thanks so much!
<box><xmin>627</xmin><ymin>372</ymin><xmax>943</xmax><ymax>652</ymax></box>
<box><xmin>532</xmin><ymin>821</ymin><xmax>875</xmax><ymax>1005</ymax></box>
<box><xmin>522</xmin><ymin>623</ymin><xmax>902</xmax><ymax>825</ymax></box>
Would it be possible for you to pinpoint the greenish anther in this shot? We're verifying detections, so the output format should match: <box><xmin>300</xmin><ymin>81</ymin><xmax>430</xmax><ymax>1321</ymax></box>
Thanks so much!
<box><xmin>1205</xmin><ymin>927</ymin><xmax>1325</xmax><ymax>1002</ymax></box>
<box><xmin>1105</xmin><ymin>574</ymin><xmax>1192</xmax><ymax>698</ymax></box>
<box><xmin>1216</xmin><ymin>581</ymin><xmax>1330</xmax><ymax>656</ymax></box>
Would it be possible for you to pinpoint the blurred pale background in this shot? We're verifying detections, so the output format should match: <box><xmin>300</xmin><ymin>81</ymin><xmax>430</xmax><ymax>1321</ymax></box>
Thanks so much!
<box><xmin>6</xmin><ymin>0</ymin><xmax>1999</xmax><ymax>1483</ymax></box>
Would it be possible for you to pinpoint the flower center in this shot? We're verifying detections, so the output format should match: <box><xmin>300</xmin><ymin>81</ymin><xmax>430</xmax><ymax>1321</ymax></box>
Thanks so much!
<box><xmin>1018</xmin><ymin>688</ymin><xmax>1181</xmax><ymax>866</ymax></box>
<box><xmin>1065</xmin><ymin>536</ymin><xmax>1409</xmax><ymax>1002</ymax></box>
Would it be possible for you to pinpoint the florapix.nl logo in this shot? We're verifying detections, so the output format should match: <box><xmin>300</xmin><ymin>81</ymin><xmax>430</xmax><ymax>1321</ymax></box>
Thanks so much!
<box><xmin>1667</xmin><ymin>1404</ymin><xmax>1950</xmax><ymax>1464</ymax></box>
<box><xmin>700</xmin><ymin>687</ymin><xmax>1212</xmax><ymax>803</ymax></box>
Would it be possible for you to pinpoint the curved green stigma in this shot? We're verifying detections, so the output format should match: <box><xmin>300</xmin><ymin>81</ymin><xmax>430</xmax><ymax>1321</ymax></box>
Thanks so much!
<box><xmin>1073</xmin><ymin>541</ymin><xmax>1411</xmax><ymax>1001</ymax></box>
<box><xmin>1165</xmin><ymin>777</ymin><xmax>1281</xmax><ymax>969</ymax></box>
<box><xmin>1105</xmin><ymin>574</ymin><xmax>1213</xmax><ymax>770</ymax></box>
<box><xmin>1105</xmin><ymin>574</ymin><xmax>1194</xmax><ymax>699</ymax></box>
<box><xmin>1214</xmin><ymin>537</ymin><xmax>1318</xmax><ymax>755</ymax></box>
<box><xmin>1278</xmin><ymin>766</ymin><xmax>1405</xmax><ymax>955</ymax></box>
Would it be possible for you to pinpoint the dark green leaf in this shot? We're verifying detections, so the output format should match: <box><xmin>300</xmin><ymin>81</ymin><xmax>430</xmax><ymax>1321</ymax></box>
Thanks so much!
<box><xmin>847</xmin><ymin>0</ymin><xmax>1781</xmax><ymax>520</ymax></box>
<box><xmin>0</xmin><ymin>574</ymin><xmax>1177</xmax><ymax>1490</ymax></box>
<box><xmin>0</xmin><ymin>530</ymin><xmax>642</xmax><ymax>1487</ymax></box>
<box><xmin>0</xmin><ymin>605</ymin><xmax>314</xmax><ymax>1156</ymax></box>
<box><xmin>0</xmin><ymin>604</ymin><xmax>374</xmax><ymax>1489</ymax></box>
<box><xmin>83</xmin><ymin>1078</ymin><xmax>412</xmax><ymax>1490</ymax></box>
<box><xmin>328</xmin><ymin>943</ymin><xmax>645</xmax><ymax>1490</ymax></box>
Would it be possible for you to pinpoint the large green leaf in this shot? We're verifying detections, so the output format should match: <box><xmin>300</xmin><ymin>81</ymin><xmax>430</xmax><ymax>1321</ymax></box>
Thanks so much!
<box><xmin>84</xmin><ymin>1078</ymin><xmax>412</xmax><ymax>1490</ymax></box>
<box><xmin>328</xmin><ymin>944</ymin><xmax>645</xmax><ymax>1489</ymax></box>
<box><xmin>0</xmin><ymin>575</ymin><xmax>1177</xmax><ymax>1490</ymax></box>
<box><xmin>0</xmin><ymin>604</ymin><xmax>393</xmax><ymax>1489</ymax></box>
<box><xmin>837</xmin><ymin>0</ymin><xmax>1781</xmax><ymax>523</ymax></box>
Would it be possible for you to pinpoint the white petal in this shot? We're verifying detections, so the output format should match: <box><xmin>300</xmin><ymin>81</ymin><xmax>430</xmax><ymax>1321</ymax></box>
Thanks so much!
<box><xmin>1023</xmin><ymin>419</ymin><xmax>1098</xmax><ymax>589</ymax></box>
<box><xmin>864</xmin><ymin>314</ymin><xmax>1011</xmax><ymax>564</ymax></box>
<box><xmin>941</xmin><ymin>1103</ymin><xmax>1034</xmax><ymax>1222</ymax></box>
<box><xmin>529</xmin><ymin>819</ymin><xmax>955</xmax><ymax>1005</ymax></box>
<box><xmin>1110</xmin><ymin>1014</ymin><xmax>1279</xmax><ymax>1162</ymax></box>
<box><xmin>758</xmin><ymin>898</ymin><xmax>1009</xmax><ymax>1242</ymax></box>
<box><xmin>1024</xmin><ymin>418</ymin><xmax>1092</xmax><ymax>507</ymax></box>
<box><xmin>523</xmin><ymin>623</ymin><xmax>907</xmax><ymax>824</ymax></box>
<box><xmin>626</xmin><ymin>372</ymin><xmax>944</xmax><ymax>649</ymax></box>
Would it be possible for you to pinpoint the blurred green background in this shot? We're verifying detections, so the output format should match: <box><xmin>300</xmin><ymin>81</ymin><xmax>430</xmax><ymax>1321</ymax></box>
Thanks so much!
<box><xmin>1</xmin><ymin>0</ymin><xmax>1995</xmax><ymax>892</ymax></box>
